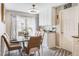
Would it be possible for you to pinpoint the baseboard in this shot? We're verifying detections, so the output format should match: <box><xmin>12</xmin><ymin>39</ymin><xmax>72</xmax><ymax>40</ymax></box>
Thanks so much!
<box><xmin>55</xmin><ymin>46</ymin><xmax>61</xmax><ymax>49</ymax></box>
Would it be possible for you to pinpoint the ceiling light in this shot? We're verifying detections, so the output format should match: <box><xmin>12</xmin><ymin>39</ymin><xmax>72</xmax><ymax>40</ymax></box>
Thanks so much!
<box><xmin>27</xmin><ymin>4</ymin><xmax>39</xmax><ymax>14</ymax></box>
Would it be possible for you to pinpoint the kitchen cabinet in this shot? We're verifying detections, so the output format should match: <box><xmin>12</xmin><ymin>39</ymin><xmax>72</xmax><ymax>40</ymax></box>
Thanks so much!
<box><xmin>59</xmin><ymin>6</ymin><xmax>79</xmax><ymax>52</ymax></box>
<box><xmin>48</xmin><ymin>32</ymin><xmax>56</xmax><ymax>48</ymax></box>
<box><xmin>72</xmin><ymin>36</ymin><xmax>79</xmax><ymax>56</ymax></box>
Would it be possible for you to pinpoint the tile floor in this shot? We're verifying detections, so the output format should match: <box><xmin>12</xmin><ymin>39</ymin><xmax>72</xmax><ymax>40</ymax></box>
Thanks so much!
<box><xmin>4</xmin><ymin>47</ymin><xmax>72</xmax><ymax>56</ymax></box>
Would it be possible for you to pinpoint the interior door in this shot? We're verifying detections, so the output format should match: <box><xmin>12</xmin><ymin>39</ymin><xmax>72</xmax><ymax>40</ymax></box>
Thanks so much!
<box><xmin>59</xmin><ymin>6</ymin><xmax>78</xmax><ymax>52</ymax></box>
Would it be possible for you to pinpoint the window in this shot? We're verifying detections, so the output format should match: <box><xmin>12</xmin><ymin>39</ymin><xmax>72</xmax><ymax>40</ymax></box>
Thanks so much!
<box><xmin>10</xmin><ymin>13</ymin><xmax>38</xmax><ymax>41</ymax></box>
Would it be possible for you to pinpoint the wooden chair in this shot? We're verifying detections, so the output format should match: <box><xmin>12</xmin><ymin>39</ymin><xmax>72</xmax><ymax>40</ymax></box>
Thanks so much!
<box><xmin>4</xmin><ymin>33</ymin><xmax>19</xmax><ymax>44</ymax></box>
<box><xmin>22</xmin><ymin>36</ymin><xmax>42</xmax><ymax>56</ymax></box>
<box><xmin>1</xmin><ymin>34</ymin><xmax>22</xmax><ymax>56</ymax></box>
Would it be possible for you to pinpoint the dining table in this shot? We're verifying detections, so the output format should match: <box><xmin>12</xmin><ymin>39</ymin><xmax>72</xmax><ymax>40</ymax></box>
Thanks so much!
<box><xmin>17</xmin><ymin>39</ymin><xmax>29</xmax><ymax>48</ymax></box>
<box><xmin>11</xmin><ymin>36</ymin><xmax>30</xmax><ymax>48</ymax></box>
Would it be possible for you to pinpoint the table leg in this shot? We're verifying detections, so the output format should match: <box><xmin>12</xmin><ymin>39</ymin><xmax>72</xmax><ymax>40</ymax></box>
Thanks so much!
<box><xmin>22</xmin><ymin>42</ymin><xmax>25</xmax><ymax>48</ymax></box>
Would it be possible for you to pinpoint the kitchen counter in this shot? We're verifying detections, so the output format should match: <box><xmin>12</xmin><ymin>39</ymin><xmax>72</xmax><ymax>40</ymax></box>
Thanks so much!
<box><xmin>44</xmin><ymin>30</ymin><xmax>56</xmax><ymax>33</ymax></box>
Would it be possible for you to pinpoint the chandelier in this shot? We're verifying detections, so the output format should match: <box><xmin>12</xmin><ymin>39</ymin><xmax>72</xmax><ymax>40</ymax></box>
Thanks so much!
<box><xmin>27</xmin><ymin>4</ymin><xmax>39</xmax><ymax>14</ymax></box>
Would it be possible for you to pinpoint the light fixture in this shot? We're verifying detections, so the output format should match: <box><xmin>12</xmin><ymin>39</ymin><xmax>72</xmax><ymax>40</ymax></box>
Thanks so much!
<box><xmin>27</xmin><ymin>4</ymin><xmax>39</xmax><ymax>14</ymax></box>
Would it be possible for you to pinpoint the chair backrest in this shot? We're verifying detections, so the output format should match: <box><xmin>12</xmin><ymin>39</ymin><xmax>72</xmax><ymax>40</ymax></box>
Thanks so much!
<box><xmin>35</xmin><ymin>29</ymin><xmax>45</xmax><ymax>41</ymax></box>
<box><xmin>27</xmin><ymin>36</ymin><xmax>42</xmax><ymax>53</ymax></box>
<box><xmin>4</xmin><ymin>33</ymin><xmax>10</xmax><ymax>43</ymax></box>
<box><xmin>1</xmin><ymin>34</ymin><xmax>10</xmax><ymax>49</ymax></box>
<box><xmin>35</xmin><ymin>30</ymin><xmax>44</xmax><ymax>45</ymax></box>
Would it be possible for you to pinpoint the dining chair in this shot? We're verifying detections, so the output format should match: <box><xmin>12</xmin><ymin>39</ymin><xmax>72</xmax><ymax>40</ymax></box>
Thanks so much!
<box><xmin>4</xmin><ymin>33</ymin><xmax>19</xmax><ymax>43</ymax></box>
<box><xmin>22</xmin><ymin>36</ymin><xmax>42</xmax><ymax>56</ymax></box>
<box><xmin>1</xmin><ymin>34</ymin><xmax>22</xmax><ymax>56</ymax></box>
<box><xmin>35</xmin><ymin>27</ymin><xmax>45</xmax><ymax>55</ymax></box>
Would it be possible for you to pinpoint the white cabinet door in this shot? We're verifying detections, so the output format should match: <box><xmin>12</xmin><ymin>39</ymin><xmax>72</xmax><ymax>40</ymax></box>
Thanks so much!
<box><xmin>59</xmin><ymin>6</ymin><xmax>79</xmax><ymax>52</ymax></box>
<box><xmin>72</xmin><ymin>38</ymin><xmax>79</xmax><ymax>56</ymax></box>
<box><xmin>73</xmin><ymin>45</ymin><xmax>79</xmax><ymax>56</ymax></box>
<box><xmin>48</xmin><ymin>32</ymin><xmax>55</xmax><ymax>48</ymax></box>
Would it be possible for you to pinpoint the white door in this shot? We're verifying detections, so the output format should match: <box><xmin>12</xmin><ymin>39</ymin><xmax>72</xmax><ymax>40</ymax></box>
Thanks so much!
<box><xmin>59</xmin><ymin>6</ymin><xmax>79</xmax><ymax>52</ymax></box>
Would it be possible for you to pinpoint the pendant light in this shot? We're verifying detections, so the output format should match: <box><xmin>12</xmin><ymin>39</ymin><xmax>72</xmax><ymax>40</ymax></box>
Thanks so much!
<box><xmin>27</xmin><ymin>4</ymin><xmax>39</xmax><ymax>14</ymax></box>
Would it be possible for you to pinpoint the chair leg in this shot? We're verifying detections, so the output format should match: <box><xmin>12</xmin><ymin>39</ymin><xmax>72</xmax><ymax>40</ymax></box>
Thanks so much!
<box><xmin>38</xmin><ymin>50</ymin><xmax>40</xmax><ymax>56</ymax></box>
<box><xmin>41</xmin><ymin>45</ymin><xmax>43</xmax><ymax>55</ymax></box>
<box><xmin>19</xmin><ymin>49</ymin><xmax>22</xmax><ymax>56</ymax></box>
<box><xmin>8</xmin><ymin>51</ymin><xmax>10</xmax><ymax>56</ymax></box>
<box><xmin>34</xmin><ymin>51</ymin><xmax>36</xmax><ymax>56</ymax></box>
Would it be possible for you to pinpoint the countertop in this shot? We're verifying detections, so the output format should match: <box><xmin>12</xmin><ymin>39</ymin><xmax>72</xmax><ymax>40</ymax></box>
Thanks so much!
<box><xmin>72</xmin><ymin>36</ymin><xmax>79</xmax><ymax>38</ymax></box>
<box><xmin>44</xmin><ymin>30</ymin><xmax>56</xmax><ymax>33</ymax></box>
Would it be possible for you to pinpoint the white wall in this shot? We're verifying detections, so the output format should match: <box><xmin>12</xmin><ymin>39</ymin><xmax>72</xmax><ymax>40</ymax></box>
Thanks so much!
<box><xmin>0</xmin><ymin>3</ymin><xmax>1</xmax><ymax>21</ymax></box>
<box><xmin>39</xmin><ymin>5</ymin><xmax>52</xmax><ymax>26</ymax></box>
<box><xmin>5</xmin><ymin>11</ymin><xmax>11</xmax><ymax>38</ymax></box>
<box><xmin>0</xmin><ymin>4</ymin><xmax>1</xmax><ymax>56</ymax></box>
<box><xmin>39</xmin><ymin>4</ymin><xmax>64</xmax><ymax>26</ymax></box>
<box><xmin>0</xmin><ymin>4</ymin><xmax>6</xmax><ymax>56</ymax></box>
